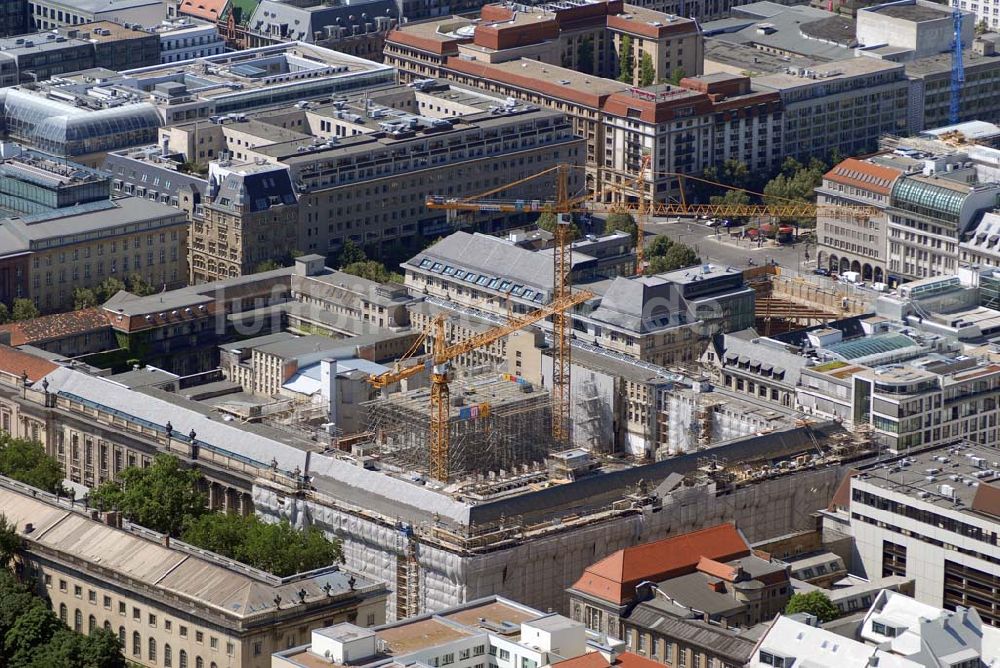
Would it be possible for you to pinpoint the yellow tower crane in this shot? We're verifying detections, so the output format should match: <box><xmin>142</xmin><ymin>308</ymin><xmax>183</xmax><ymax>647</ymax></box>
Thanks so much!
<box><xmin>366</xmin><ymin>289</ymin><xmax>592</xmax><ymax>483</ymax></box>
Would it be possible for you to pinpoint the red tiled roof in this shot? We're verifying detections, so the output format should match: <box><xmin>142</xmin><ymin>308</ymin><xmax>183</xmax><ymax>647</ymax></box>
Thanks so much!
<box><xmin>0</xmin><ymin>308</ymin><xmax>110</xmax><ymax>346</ymax></box>
<box><xmin>554</xmin><ymin>652</ymin><xmax>664</xmax><ymax>668</ymax></box>
<box><xmin>824</xmin><ymin>158</ymin><xmax>902</xmax><ymax>196</ymax></box>
<box><xmin>696</xmin><ymin>556</ymin><xmax>737</xmax><ymax>581</ymax></box>
<box><xmin>179</xmin><ymin>0</ymin><xmax>227</xmax><ymax>21</ymax></box>
<box><xmin>0</xmin><ymin>345</ymin><xmax>58</xmax><ymax>382</ymax></box>
<box><xmin>570</xmin><ymin>523</ymin><xmax>749</xmax><ymax>605</ymax></box>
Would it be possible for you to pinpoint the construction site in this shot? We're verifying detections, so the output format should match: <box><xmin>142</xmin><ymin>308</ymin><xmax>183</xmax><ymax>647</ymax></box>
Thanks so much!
<box><xmin>367</xmin><ymin>373</ymin><xmax>555</xmax><ymax>479</ymax></box>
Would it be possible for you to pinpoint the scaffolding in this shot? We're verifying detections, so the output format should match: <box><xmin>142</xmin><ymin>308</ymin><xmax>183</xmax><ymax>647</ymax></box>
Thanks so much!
<box><xmin>367</xmin><ymin>373</ymin><xmax>556</xmax><ymax>479</ymax></box>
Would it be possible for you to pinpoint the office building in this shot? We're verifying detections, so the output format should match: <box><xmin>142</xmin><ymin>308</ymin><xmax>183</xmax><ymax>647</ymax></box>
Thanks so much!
<box><xmin>384</xmin><ymin>1</ymin><xmax>734</xmax><ymax>202</ymax></box>
<box><xmin>153</xmin><ymin>16</ymin><xmax>226</xmax><ymax>62</ymax></box>
<box><xmin>29</xmin><ymin>0</ymin><xmax>166</xmax><ymax>30</ymax></box>
<box><xmin>886</xmin><ymin>165</ymin><xmax>1000</xmax><ymax>283</ymax></box>
<box><xmin>61</xmin><ymin>21</ymin><xmax>162</xmax><ymax>69</ymax></box>
<box><xmin>162</xmin><ymin>82</ymin><xmax>584</xmax><ymax>258</ymax></box>
<box><xmin>856</xmin><ymin>0</ymin><xmax>974</xmax><ymax>61</ymax></box>
<box><xmin>822</xmin><ymin>441</ymin><xmax>1000</xmax><ymax>626</ymax></box>
<box><xmin>753</xmin><ymin>58</ymin><xmax>910</xmax><ymax>163</ymax></box>
<box><xmin>0</xmin><ymin>31</ymin><xmax>95</xmax><ymax>84</ymax></box>
<box><xmin>0</xmin><ymin>475</ymin><xmax>388</xmax><ymax>668</ymax></box>
<box><xmin>0</xmin><ymin>150</ymin><xmax>188</xmax><ymax>312</ymax></box>
<box><xmin>815</xmin><ymin>157</ymin><xmax>905</xmax><ymax>281</ymax></box>
<box><xmin>0</xmin><ymin>0</ymin><xmax>28</xmax><ymax>37</ymax></box>
<box><xmin>190</xmin><ymin>160</ymin><xmax>298</xmax><ymax>283</ymax></box>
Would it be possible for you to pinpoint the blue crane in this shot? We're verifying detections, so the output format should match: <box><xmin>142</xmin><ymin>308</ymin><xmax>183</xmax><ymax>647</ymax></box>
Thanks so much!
<box><xmin>949</xmin><ymin>6</ymin><xmax>966</xmax><ymax>125</ymax></box>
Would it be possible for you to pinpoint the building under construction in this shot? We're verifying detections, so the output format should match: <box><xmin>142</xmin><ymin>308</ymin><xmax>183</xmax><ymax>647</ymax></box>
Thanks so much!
<box><xmin>367</xmin><ymin>373</ymin><xmax>554</xmax><ymax>479</ymax></box>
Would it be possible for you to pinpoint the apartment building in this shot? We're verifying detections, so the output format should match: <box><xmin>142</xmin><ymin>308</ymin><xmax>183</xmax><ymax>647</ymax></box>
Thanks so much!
<box><xmin>1</xmin><ymin>476</ymin><xmax>388</xmax><ymax>668</ymax></box>
<box><xmin>753</xmin><ymin>57</ymin><xmax>911</xmax><ymax>163</ymax></box>
<box><xmin>815</xmin><ymin>157</ymin><xmax>905</xmax><ymax>282</ymax></box>
<box><xmin>822</xmin><ymin>441</ymin><xmax>1000</xmax><ymax>626</ymax></box>
<box><xmin>886</xmin><ymin>166</ymin><xmax>1000</xmax><ymax>283</ymax></box>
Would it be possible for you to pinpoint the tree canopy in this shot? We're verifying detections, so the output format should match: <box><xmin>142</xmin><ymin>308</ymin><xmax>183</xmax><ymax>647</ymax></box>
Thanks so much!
<box><xmin>762</xmin><ymin>157</ymin><xmax>828</xmax><ymax>227</ymax></box>
<box><xmin>0</xmin><ymin>571</ymin><xmax>125</xmax><ymax>667</ymax></box>
<box><xmin>89</xmin><ymin>454</ymin><xmax>207</xmax><ymax>536</ymax></box>
<box><xmin>0</xmin><ymin>515</ymin><xmax>17</xmax><ymax>570</ymax></box>
<box><xmin>784</xmin><ymin>591</ymin><xmax>840</xmax><ymax>622</ymax></box>
<box><xmin>639</xmin><ymin>52</ymin><xmax>655</xmax><ymax>87</ymax></box>
<box><xmin>644</xmin><ymin>236</ymin><xmax>701</xmax><ymax>274</ymax></box>
<box><xmin>341</xmin><ymin>260</ymin><xmax>404</xmax><ymax>284</ymax></box>
<box><xmin>11</xmin><ymin>299</ymin><xmax>38</xmax><ymax>322</ymax></box>
<box><xmin>618</xmin><ymin>35</ymin><xmax>634</xmax><ymax>83</ymax></box>
<box><xmin>605</xmin><ymin>212</ymin><xmax>637</xmax><ymax>240</ymax></box>
<box><xmin>182</xmin><ymin>513</ymin><xmax>342</xmax><ymax>577</ymax></box>
<box><xmin>0</xmin><ymin>435</ymin><xmax>64</xmax><ymax>494</ymax></box>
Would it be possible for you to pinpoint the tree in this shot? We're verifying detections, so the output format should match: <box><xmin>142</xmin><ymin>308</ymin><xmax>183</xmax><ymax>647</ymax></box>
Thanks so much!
<box><xmin>89</xmin><ymin>454</ymin><xmax>206</xmax><ymax>536</ymax></box>
<box><xmin>605</xmin><ymin>212</ymin><xmax>637</xmax><ymax>239</ymax></box>
<box><xmin>648</xmin><ymin>244</ymin><xmax>700</xmax><ymax>274</ymax></box>
<box><xmin>0</xmin><ymin>435</ymin><xmax>64</xmax><ymax>494</ymax></box>
<box><xmin>182</xmin><ymin>513</ymin><xmax>342</xmax><ymax>577</ymax></box>
<box><xmin>0</xmin><ymin>515</ymin><xmax>18</xmax><ymax>570</ymax></box>
<box><xmin>618</xmin><ymin>35</ymin><xmax>634</xmax><ymax>83</ymax></box>
<box><xmin>254</xmin><ymin>259</ymin><xmax>283</xmax><ymax>273</ymax></box>
<box><xmin>336</xmin><ymin>239</ymin><xmax>366</xmax><ymax>268</ymax></box>
<box><xmin>647</xmin><ymin>235</ymin><xmax>673</xmax><ymax>258</ymax></box>
<box><xmin>763</xmin><ymin>157</ymin><xmax>827</xmax><ymax>228</ymax></box>
<box><xmin>341</xmin><ymin>260</ymin><xmax>403</xmax><ymax>284</ymax></box>
<box><xmin>10</xmin><ymin>299</ymin><xmax>38</xmax><ymax>322</ymax></box>
<box><xmin>577</xmin><ymin>38</ymin><xmax>594</xmax><ymax>75</ymax></box>
<box><xmin>95</xmin><ymin>277</ymin><xmax>126</xmax><ymax>302</ymax></box>
<box><xmin>639</xmin><ymin>52</ymin><xmax>655</xmax><ymax>87</ymax></box>
<box><xmin>0</xmin><ymin>570</ymin><xmax>40</xmax><ymax>641</ymax></box>
<box><xmin>4</xmin><ymin>604</ymin><xmax>61</xmax><ymax>665</ymax></box>
<box><xmin>0</xmin><ymin>303</ymin><xmax>8</xmax><ymax>324</ymax></box>
<box><xmin>667</xmin><ymin>66</ymin><xmax>686</xmax><ymax>85</ymax></box>
<box><xmin>73</xmin><ymin>288</ymin><xmax>99</xmax><ymax>310</ymax></box>
<box><xmin>126</xmin><ymin>273</ymin><xmax>157</xmax><ymax>297</ymax></box>
<box><xmin>80</xmin><ymin>627</ymin><xmax>126</xmax><ymax>668</ymax></box>
<box><xmin>784</xmin><ymin>591</ymin><xmax>840</xmax><ymax>622</ymax></box>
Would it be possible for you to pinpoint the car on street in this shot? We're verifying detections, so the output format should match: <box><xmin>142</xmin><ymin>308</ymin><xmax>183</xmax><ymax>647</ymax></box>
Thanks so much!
<box><xmin>813</xmin><ymin>267</ymin><xmax>830</xmax><ymax>276</ymax></box>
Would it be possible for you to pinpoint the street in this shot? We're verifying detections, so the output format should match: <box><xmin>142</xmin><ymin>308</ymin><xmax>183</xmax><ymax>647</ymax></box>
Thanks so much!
<box><xmin>643</xmin><ymin>217</ymin><xmax>817</xmax><ymax>279</ymax></box>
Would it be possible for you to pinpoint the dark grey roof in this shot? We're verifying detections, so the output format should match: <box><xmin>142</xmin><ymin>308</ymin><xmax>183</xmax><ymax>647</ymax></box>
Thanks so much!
<box><xmin>625</xmin><ymin>604</ymin><xmax>757</xmax><ymax>661</ymax></box>
<box><xmin>103</xmin><ymin>148</ymin><xmax>208</xmax><ymax>200</ymax></box>
<box><xmin>588</xmin><ymin>276</ymin><xmax>682</xmax><ymax>334</ymax></box>
<box><xmin>209</xmin><ymin>164</ymin><xmax>296</xmax><ymax>214</ymax></box>
<box><xmin>249</xmin><ymin>0</ymin><xmax>398</xmax><ymax>42</ymax></box>
<box><xmin>656</xmin><ymin>572</ymin><xmax>747</xmax><ymax>617</ymax></box>
<box><xmin>406</xmin><ymin>231</ymin><xmax>554</xmax><ymax>300</ymax></box>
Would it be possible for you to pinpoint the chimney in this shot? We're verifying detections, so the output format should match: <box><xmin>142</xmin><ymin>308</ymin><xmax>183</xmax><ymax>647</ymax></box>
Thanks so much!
<box><xmin>103</xmin><ymin>511</ymin><xmax>122</xmax><ymax>528</ymax></box>
<box><xmin>162</xmin><ymin>534</ymin><xmax>170</xmax><ymax>548</ymax></box>
<box><xmin>320</xmin><ymin>358</ymin><xmax>338</xmax><ymax>427</ymax></box>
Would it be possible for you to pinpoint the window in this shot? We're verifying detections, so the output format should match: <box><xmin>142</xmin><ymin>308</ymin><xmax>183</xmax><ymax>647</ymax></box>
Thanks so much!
<box><xmin>165</xmin><ymin>644</ymin><xmax>173</xmax><ymax>667</ymax></box>
<box><xmin>59</xmin><ymin>579</ymin><xmax>67</xmax><ymax>592</ymax></box>
<box><xmin>74</xmin><ymin>609</ymin><xmax>82</xmax><ymax>632</ymax></box>
<box><xmin>59</xmin><ymin>603</ymin><xmax>67</xmax><ymax>623</ymax></box>
<box><xmin>88</xmin><ymin>590</ymin><xmax>96</xmax><ymax>603</ymax></box>
<box><xmin>499</xmin><ymin>650</ymin><xmax>510</xmax><ymax>661</ymax></box>
<box><xmin>461</xmin><ymin>650</ymin><xmax>471</xmax><ymax>661</ymax></box>
<box><xmin>150</xmin><ymin>613</ymin><xmax>157</xmax><ymax>627</ymax></box>
<box><xmin>119</xmin><ymin>627</ymin><xmax>125</xmax><ymax>646</ymax></box>
<box><xmin>443</xmin><ymin>653</ymin><xmax>455</xmax><ymax>665</ymax></box>
<box><xmin>180</xmin><ymin>650</ymin><xmax>188</xmax><ymax>668</ymax></box>
<box><xmin>74</xmin><ymin>585</ymin><xmax>82</xmax><ymax>598</ymax></box>
<box><xmin>180</xmin><ymin>626</ymin><xmax>188</xmax><ymax>638</ymax></box>
<box><xmin>133</xmin><ymin>631</ymin><xmax>142</xmax><ymax>657</ymax></box>
<box><xmin>165</xmin><ymin>620</ymin><xmax>172</xmax><ymax>632</ymax></box>
<box><xmin>89</xmin><ymin>615</ymin><xmax>96</xmax><ymax>633</ymax></box>
<box><xmin>474</xmin><ymin>646</ymin><xmax>486</xmax><ymax>656</ymax></box>
<box><xmin>133</xmin><ymin>607</ymin><xmax>141</xmax><ymax>620</ymax></box>
<box><xmin>150</xmin><ymin>638</ymin><xmax>157</xmax><ymax>662</ymax></box>
<box><xmin>210</xmin><ymin>637</ymin><xmax>218</xmax><ymax>650</ymax></box>
<box><xmin>119</xmin><ymin>602</ymin><xmax>126</xmax><ymax>616</ymax></box>
<box><xmin>196</xmin><ymin>631</ymin><xmax>203</xmax><ymax>643</ymax></box>
<box><xmin>367</xmin><ymin>612</ymin><xmax>376</xmax><ymax>626</ymax></box>
<box><xmin>103</xmin><ymin>595</ymin><xmax>111</xmax><ymax>609</ymax></box>
<box><xmin>196</xmin><ymin>658</ymin><xmax>204</xmax><ymax>668</ymax></box>
<box><xmin>226</xmin><ymin>642</ymin><xmax>234</xmax><ymax>656</ymax></box>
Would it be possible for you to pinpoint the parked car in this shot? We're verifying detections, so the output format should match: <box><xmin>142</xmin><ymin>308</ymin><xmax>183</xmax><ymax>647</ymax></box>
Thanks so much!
<box><xmin>813</xmin><ymin>267</ymin><xmax>830</xmax><ymax>276</ymax></box>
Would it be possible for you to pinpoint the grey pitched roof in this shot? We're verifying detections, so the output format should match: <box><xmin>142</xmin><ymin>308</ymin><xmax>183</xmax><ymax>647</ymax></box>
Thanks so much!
<box><xmin>588</xmin><ymin>276</ymin><xmax>682</xmax><ymax>334</ymax></box>
<box><xmin>717</xmin><ymin>330</ymin><xmax>809</xmax><ymax>386</ymax></box>
<box><xmin>626</xmin><ymin>603</ymin><xmax>756</xmax><ymax>662</ymax></box>
<box><xmin>37</xmin><ymin>366</ymin><xmax>309</xmax><ymax>475</ymax></box>
<box><xmin>407</xmin><ymin>231</ymin><xmax>554</xmax><ymax>300</ymax></box>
